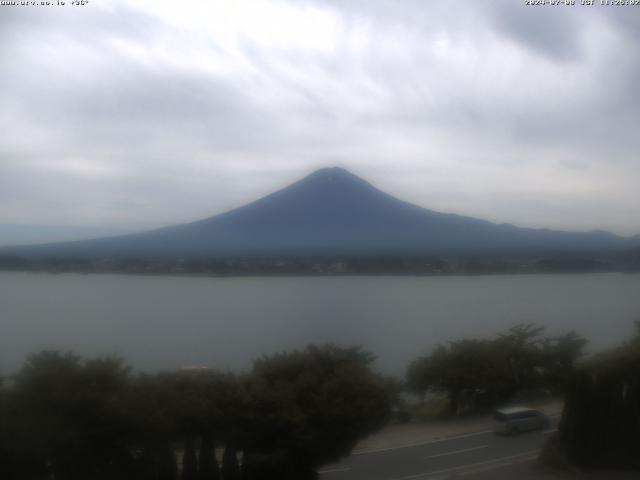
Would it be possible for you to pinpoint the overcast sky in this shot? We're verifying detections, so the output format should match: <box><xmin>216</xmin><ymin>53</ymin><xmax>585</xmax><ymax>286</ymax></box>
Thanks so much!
<box><xmin>1</xmin><ymin>0</ymin><xmax>639</xmax><ymax>242</ymax></box>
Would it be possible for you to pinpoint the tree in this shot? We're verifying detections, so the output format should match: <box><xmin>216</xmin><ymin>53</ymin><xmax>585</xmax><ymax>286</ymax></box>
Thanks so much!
<box><xmin>2</xmin><ymin>346</ymin><xmax>391</xmax><ymax>479</ymax></box>
<box><xmin>558</xmin><ymin>343</ymin><xmax>640</xmax><ymax>470</ymax></box>
<box><xmin>127</xmin><ymin>373</ymin><xmax>181</xmax><ymax>480</ymax></box>
<box><xmin>198</xmin><ymin>433</ymin><xmax>220</xmax><ymax>480</ymax></box>
<box><xmin>406</xmin><ymin>356</ymin><xmax>433</xmax><ymax>403</ymax></box>
<box><xmin>0</xmin><ymin>376</ymin><xmax>13</xmax><ymax>478</ymax></box>
<box><xmin>10</xmin><ymin>351</ymin><xmax>134</xmax><ymax>480</ymax></box>
<box><xmin>406</xmin><ymin>340</ymin><xmax>503</xmax><ymax>415</ymax></box>
<box><xmin>625</xmin><ymin>320</ymin><xmax>640</xmax><ymax>352</ymax></box>
<box><xmin>157</xmin><ymin>442</ymin><xmax>179</xmax><ymax>480</ymax></box>
<box><xmin>495</xmin><ymin>324</ymin><xmax>546</xmax><ymax>395</ymax></box>
<box><xmin>183</xmin><ymin>437</ymin><xmax>198</xmax><ymax>480</ymax></box>
<box><xmin>555</xmin><ymin>322</ymin><xmax>640</xmax><ymax>469</ymax></box>
<box><xmin>221</xmin><ymin>445</ymin><xmax>240</xmax><ymax>480</ymax></box>
<box><xmin>540</xmin><ymin>331</ymin><xmax>587</xmax><ymax>392</ymax></box>
<box><xmin>406</xmin><ymin>325</ymin><xmax>586</xmax><ymax>416</ymax></box>
<box><xmin>240</xmin><ymin>345</ymin><xmax>392</xmax><ymax>479</ymax></box>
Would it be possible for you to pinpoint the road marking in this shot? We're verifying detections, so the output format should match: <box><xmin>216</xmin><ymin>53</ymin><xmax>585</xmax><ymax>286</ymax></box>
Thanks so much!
<box><xmin>318</xmin><ymin>467</ymin><xmax>352</xmax><ymax>475</ymax></box>
<box><xmin>511</xmin><ymin>453</ymin><xmax>540</xmax><ymax>464</ymax></box>
<box><xmin>542</xmin><ymin>428</ymin><xmax>558</xmax><ymax>435</ymax></box>
<box><xmin>353</xmin><ymin>410</ymin><xmax>562</xmax><ymax>456</ymax></box>
<box><xmin>423</xmin><ymin>445</ymin><xmax>488</xmax><ymax>460</ymax></box>
<box><xmin>458</xmin><ymin>461</ymin><xmax>513</xmax><ymax>476</ymax></box>
<box><xmin>353</xmin><ymin>430</ymin><xmax>493</xmax><ymax>456</ymax></box>
<box><xmin>387</xmin><ymin>449</ymin><xmax>540</xmax><ymax>480</ymax></box>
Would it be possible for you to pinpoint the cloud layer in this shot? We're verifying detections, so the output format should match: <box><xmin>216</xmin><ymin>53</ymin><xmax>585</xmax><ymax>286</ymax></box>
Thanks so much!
<box><xmin>1</xmin><ymin>0</ymin><xmax>638</xmax><ymax>237</ymax></box>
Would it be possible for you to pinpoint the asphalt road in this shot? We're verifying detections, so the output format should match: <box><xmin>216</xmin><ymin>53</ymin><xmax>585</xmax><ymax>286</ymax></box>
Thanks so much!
<box><xmin>318</xmin><ymin>424</ymin><xmax>558</xmax><ymax>480</ymax></box>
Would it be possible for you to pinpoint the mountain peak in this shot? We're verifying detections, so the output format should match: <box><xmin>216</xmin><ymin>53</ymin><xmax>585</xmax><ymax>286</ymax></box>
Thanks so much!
<box><xmin>298</xmin><ymin>167</ymin><xmax>375</xmax><ymax>191</ymax></box>
<box><xmin>308</xmin><ymin>166</ymin><xmax>351</xmax><ymax>176</ymax></box>
<box><xmin>305</xmin><ymin>166</ymin><xmax>359</xmax><ymax>181</ymax></box>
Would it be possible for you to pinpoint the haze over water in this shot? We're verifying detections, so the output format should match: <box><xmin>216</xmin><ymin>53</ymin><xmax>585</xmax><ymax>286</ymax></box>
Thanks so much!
<box><xmin>1</xmin><ymin>272</ymin><xmax>639</xmax><ymax>376</ymax></box>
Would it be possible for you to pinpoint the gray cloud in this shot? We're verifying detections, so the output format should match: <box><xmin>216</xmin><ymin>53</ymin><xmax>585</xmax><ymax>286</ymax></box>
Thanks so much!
<box><xmin>0</xmin><ymin>0</ymin><xmax>639</xmax><ymax>239</ymax></box>
<box><xmin>489</xmin><ymin>1</ymin><xmax>586</xmax><ymax>61</ymax></box>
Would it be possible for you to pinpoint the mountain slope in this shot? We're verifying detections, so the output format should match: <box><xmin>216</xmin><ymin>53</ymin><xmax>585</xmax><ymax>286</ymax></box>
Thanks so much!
<box><xmin>3</xmin><ymin>167</ymin><xmax>637</xmax><ymax>258</ymax></box>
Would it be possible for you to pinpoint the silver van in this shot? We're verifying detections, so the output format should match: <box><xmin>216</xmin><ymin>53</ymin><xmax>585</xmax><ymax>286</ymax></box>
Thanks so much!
<box><xmin>493</xmin><ymin>407</ymin><xmax>550</xmax><ymax>435</ymax></box>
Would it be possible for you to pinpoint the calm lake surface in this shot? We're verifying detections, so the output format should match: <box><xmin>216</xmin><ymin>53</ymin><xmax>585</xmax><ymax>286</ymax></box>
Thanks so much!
<box><xmin>1</xmin><ymin>272</ymin><xmax>639</xmax><ymax>375</ymax></box>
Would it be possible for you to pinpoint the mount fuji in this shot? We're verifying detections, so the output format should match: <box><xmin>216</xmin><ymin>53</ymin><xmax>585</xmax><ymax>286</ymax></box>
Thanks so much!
<box><xmin>3</xmin><ymin>167</ymin><xmax>637</xmax><ymax>258</ymax></box>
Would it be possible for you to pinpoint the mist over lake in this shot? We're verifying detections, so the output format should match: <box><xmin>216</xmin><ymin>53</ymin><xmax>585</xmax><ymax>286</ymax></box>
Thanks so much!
<box><xmin>1</xmin><ymin>272</ymin><xmax>639</xmax><ymax>376</ymax></box>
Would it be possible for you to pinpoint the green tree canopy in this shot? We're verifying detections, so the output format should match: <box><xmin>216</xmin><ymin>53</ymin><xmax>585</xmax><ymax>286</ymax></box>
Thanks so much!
<box><xmin>10</xmin><ymin>351</ymin><xmax>134</xmax><ymax>480</ymax></box>
<box><xmin>240</xmin><ymin>345</ymin><xmax>392</xmax><ymax>479</ymax></box>
<box><xmin>558</xmin><ymin>325</ymin><xmax>640</xmax><ymax>470</ymax></box>
<box><xmin>406</xmin><ymin>324</ymin><xmax>587</xmax><ymax>415</ymax></box>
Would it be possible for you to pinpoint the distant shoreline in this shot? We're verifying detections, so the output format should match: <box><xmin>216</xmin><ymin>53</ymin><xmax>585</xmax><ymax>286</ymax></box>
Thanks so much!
<box><xmin>1</xmin><ymin>268</ymin><xmax>637</xmax><ymax>279</ymax></box>
<box><xmin>1</xmin><ymin>250</ymin><xmax>638</xmax><ymax>278</ymax></box>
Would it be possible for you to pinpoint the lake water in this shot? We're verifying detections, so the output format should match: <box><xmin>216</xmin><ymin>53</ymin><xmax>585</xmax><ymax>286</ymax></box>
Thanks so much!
<box><xmin>1</xmin><ymin>272</ymin><xmax>639</xmax><ymax>376</ymax></box>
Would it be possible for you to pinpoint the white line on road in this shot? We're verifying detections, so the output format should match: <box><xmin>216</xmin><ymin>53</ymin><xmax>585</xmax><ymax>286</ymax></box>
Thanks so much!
<box><xmin>423</xmin><ymin>445</ymin><xmax>488</xmax><ymax>460</ymax></box>
<box><xmin>353</xmin><ymin>430</ymin><xmax>493</xmax><ymax>456</ymax></box>
<box><xmin>353</xmin><ymin>411</ymin><xmax>562</xmax><ymax>457</ymax></box>
<box><xmin>542</xmin><ymin>428</ymin><xmax>558</xmax><ymax>435</ymax></box>
<box><xmin>318</xmin><ymin>467</ymin><xmax>352</xmax><ymax>475</ymax></box>
<box><xmin>387</xmin><ymin>449</ymin><xmax>540</xmax><ymax>480</ymax></box>
<box><xmin>458</xmin><ymin>461</ymin><xmax>513</xmax><ymax>476</ymax></box>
